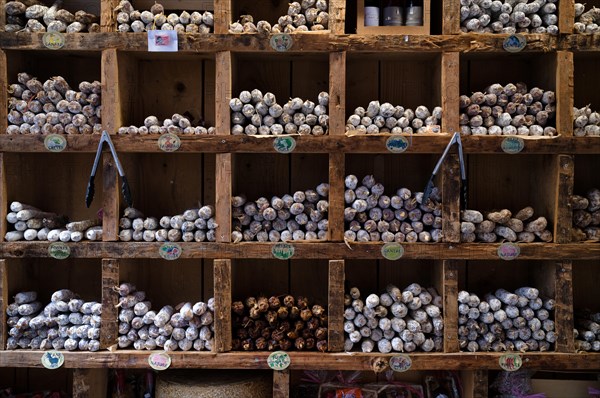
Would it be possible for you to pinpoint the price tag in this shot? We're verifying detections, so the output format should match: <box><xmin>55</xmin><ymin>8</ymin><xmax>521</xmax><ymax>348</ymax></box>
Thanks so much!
<box><xmin>381</xmin><ymin>242</ymin><xmax>404</xmax><ymax>260</ymax></box>
<box><xmin>272</xmin><ymin>243</ymin><xmax>294</xmax><ymax>260</ymax></box>
<box><xmin>270</xmin><ymin>34</ymin><xmax>293</xmax><ymax>52</ymax></box>
<box><xmin>389</xmin><ymin>355</ymin><xmax>412</xmax><ymax>372</ymax></box>
<box><xmin>42</xmin><ymin>32</ymin><xmax>65</xmax><ymax>50</ymax></box>
<box><xmin>148</xmin><ymin>352</ymin><xmax>171</xmax><ymax>370</ymax></box>
<box><xmin>498</xmin><ymin>242</ymin><xmax>520</xmax><ymax>261</ymax></box>
<box><xmin>48</xmin><ymin>242</ymin><xmax>70</xmax><ymax>260</ymax></box>
<box><xmin>159</xmin><ymin>243</ymin><xmax>182</xmax><ymax>260</ymax></box>
<box><xmin>44</xmin><ymin>134</ymin><xmax>67</xmax><ymax>152</ymax></box>
<box><xmin>273</xmin><ymin>136</ymin><xmax>296</xmax><ymax>153</ymax></box>
<box><xmin>158</xmin><ymin>133</ymin><xmax>181</xmax><ymax>152</ymax></box>
<box><xmin>267</xmin><ymin>351</ymin><xmax>291</xmax><ymax>370</ymax></box>
<box><xmin>41</xmin><ymin>351</ymin><xmax>64</xmax><ymax>369</ymax></box>
<box><xmin>148</xmin><ymin>30</ymin><xmax>178</xmax><ymax>52</ymax></box>
<box><xmin>501</xmin><ymin>137</ymin><xmax>525</xmax><ymax>154</ymax></box>
<box><xmin>503</xmin><ymin>34</ymin><xmax>527</xmax><ymax>53</ymax></box>
<box><xmin>386</xmin><ymin>136</ymin><xmax>409</xmax><ymax>153</ymax></box>
<box><xmin>499</xmin><ymin>353</ymin><xmax>523</xmax><ymax>372</ymax></box>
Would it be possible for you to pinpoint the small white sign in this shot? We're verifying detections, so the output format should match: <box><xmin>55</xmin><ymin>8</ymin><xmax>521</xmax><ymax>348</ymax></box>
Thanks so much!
<box><xmin>148</xmin><ymin>30</ymin><xmax>178</xmax><ymax>52</ymax></box>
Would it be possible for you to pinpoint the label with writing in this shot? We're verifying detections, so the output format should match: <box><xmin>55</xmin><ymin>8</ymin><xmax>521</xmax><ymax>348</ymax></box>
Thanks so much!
<box><xmin>386</xmin><ymin>136</ymin><xmax>410</xmax><ymax>153</ymax></box>
<box><xmin>41</xmin><ymin>351</ymin><xmax>64</xmax><ymax>369</ymax></box>
<box><xmin>270</xmin><ymin>34</ymin><xmax>293</xmax><ymax>52</ymax></box>
<box><xmin>148</xmin><ymin>30</ymin><xmax>178</xmax><ymax>52</ymax></box>
<box><xmin>381</xmin><ymin>242</ymin><xmax>404</xmax><ymax>260</ymax></box>
<box><xmin>159</xmin><ymin>243</ymin><xmax>182</xmax><ymax>260</ymax></box>
<box><xmin>498</xmin><ymin>242</ymin><xmax>520</xmax><ymax>261</ymax></box>
<box><xmin>267</xmin><ymin>351</ymin><xmax>291</xmax><ymax>370</ymax></box>
<box><xmin>42</xmin><ymin>32</ymin><xmax>65</xmax><ymax>50</ymax></box>
<box><xmin>499</xmin><ymin>353</ymin><xmax>523</xmax><ymax>372</ymax></box>
<box><xmin>501</xmin><ymin>137</ymin><xmax>525</xmax><ymax>154</ymax></box>
<box><xmin>44</xmin><ymin>134</ymin><xmax>67</xmax><ymax>152</ymax></box>
<box><xmin>503</xmin><ymin>34</ymin><xmax>527</xmax><ymax>53</ymax></box>
<box><xmin>158</xmin><ymin>133</ymin><xmax>181</xmax><ymax>152</ymax></box>
<box><xmin>272</xmin><ymin>243</ymin><xmax>294</xmax><ymax>260</ymax></box>
<box><xmin>389</xmin><ymin>355</ymin><xmax>412</xmax><ymax>372</ymax></box>
<box><xmin>148</xmin><ymin>352</ymin><xmax>171</xmax><ymax>370</ymax></box>
<box><xmin>273</xmin><ymin>136</ymin><xmax>296</xmax><ymax>153</ymax></box>
<box><xmin>48</xmin><ymin>242</ymin><xmax>70</xmax><ymax>260</ymax></box>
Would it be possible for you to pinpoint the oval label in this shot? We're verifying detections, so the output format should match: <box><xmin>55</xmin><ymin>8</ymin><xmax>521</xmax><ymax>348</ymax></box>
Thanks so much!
<box><xmin>501</xmin><ymin>137</ymin><xmax>525</xmax><ymax>154</ymax></box>
<box><xmin>386</xmin><ymin>136</ymin><xmax>410</xmax><ymax>153</ymax></box>
<box><xmin>389</xmin><ymin>355</ymin><xmax>412</xmax><ymax>372</ymax></box>
<box><xmin>158</xmin><ymin>133</ymin><xmax>181</xmax><ymax>152</ymax></box>
<box><xmin>499</xmin><ymin>353</ymin><xmax>523</xmax><ymax>372</ymax></box>
<box><xmin>41</xmin><ymin>351</ymin><xmax>64</xmax><ymax>369</ymax></box>
<box><xmin>272</xmin><ymin>243</ymin><xmax>294</xmax><ymax>260</ymax></box>
<box><xmin>159</xmin><ymin>243</ymin><xmax>182</xmax><ymax>260</ymax></box>
<box><xmin>148</xmin><ymin>352</ymin><xmax>171</xmax><ymax>370</ymax></box>
<box><xmin>498</xmin><ymin>242</ymin><xmax>520</xmax><ymax>261</ymax></box>
<box><xmin>267</xmin><ymin>351</ymin><xmax>291</xmax><ymax>370</ymax></box>
<box><xmin>42</xmin><ymin>32</ymin><xmax>65</xmax><ymax>50</ymax></box>
<box><xmin>270</xmin><ymin>34</ymin><xmax>293</xmax><ymax>52</ymax></box>
<box><xmin>44</xmin><ymin>134</ymin><xmax>67</xmax><ymax>152</ymax></box>
<box><xmin>381</xmin><ymin>242</ymin><xmax>404</xmax><ymax>260</ymax></box>
<box><xmin>503</xmin><ymin>34</ymin><xmax>527</xmax><ymax>53</ymax></box>
<box><xmin>48</xmin><ymin>242</ymin><xmax>70</xmax><ymax>260</ymax></box>
<box><xmin>273</xmin><ymin>136</ymin><xmax>296</xmax><ymax>153</ymax></box>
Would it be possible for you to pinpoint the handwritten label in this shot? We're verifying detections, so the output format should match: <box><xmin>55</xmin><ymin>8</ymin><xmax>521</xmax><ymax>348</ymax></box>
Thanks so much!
<box><xmin>158</xmin><ymin>133</ymin><xmax>181</xmax><ymax>152</ymax></box>
<box><xmin>148</xmin><ymin>30</ymin><xmax>178</xmax><ymax>52</ymax></box>
<box><xmin>381</xmin><ymin>242</ymin><xmax>404</xmax><ymax>260</ymax></box>
<box><xmin>386</xmin><ymin>136</ymin><xmax>410</xmax><ymax>153</ymax></box>
<box><xmin>273</xmin><ymin>136</ymin><xmax>296</xmax><ymax>153</ymax></box>
<box><xmin>272</xmin><ymin>243</ymin><xmax>294</xmax><ymax>260</ymax></box>
<box><xmin>499</xmin><ymin>353</ymin><xmax>523</xmax><ymax>372</ymax></box>
<box><xmin>159</xmin><ymin>243</ymin><xmax>182</xmax><ymax>260</ymax></box>
<box><xmin>389</xmin><ymin>355</ymin><xmax>412</xmax><ymax>372</ymax></box>
<box><xmin>41</xmin><ymin>351</ymin><xmax>64</xmax><ymax>369</ymax></box>
<box><xmin>270</xmin><ymin>34</ymin><xmax>293</xmax><ymax>52</ymax></box>
<box><xmin>48</xmin><ymin>242</ymin><xmax>70</xmax><ymax>260</ymax></box>
<box><xmin>44</xmin><ymin>134</ymin><xmax>67</xmax><ymax>152</ymax></box>
<box><xmin>501</xmin><ymin>137</ymin><xmax>525</xmax><ymax>154</ymax></box>
<box><xmin>498</xmin><ymin>242</ymin><xmax>520</xmax><ymax>261</ymax></box>
<box><xmin>42</xmin><ymin>32</ymin><xmax>65</xmax><ymax>50</ymax></box>
<box><xmin>267</xmin><ymin>351</ymin><xmax>291</xmax><ymax>370</ymax></box>
<box><xmin>503</xmin><ymin>34</ymin><xmax>527</xmax><ymax>53</ymax></box>
<box><xmin>148</xmin><ymin>352</ymin><xmax>171</xmax><ymax>370</ymax></box>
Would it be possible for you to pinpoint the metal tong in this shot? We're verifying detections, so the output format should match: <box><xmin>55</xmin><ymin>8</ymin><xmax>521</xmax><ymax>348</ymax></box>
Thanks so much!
<box><xmin>422</xmin><ymin>132</ymin><xmax>467</xmax><ymax>209</ymax></box>
<box><xmin>86</xmin><ymin>131</ymin><xmax>132</xmax><ymax>208</ymax></box>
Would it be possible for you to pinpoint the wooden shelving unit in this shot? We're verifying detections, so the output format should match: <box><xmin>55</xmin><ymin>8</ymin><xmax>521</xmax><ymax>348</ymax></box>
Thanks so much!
<box><xmin>0</xmin><ymin>0</ymin><xmax>599</xmax><ymax>396</ymax></box>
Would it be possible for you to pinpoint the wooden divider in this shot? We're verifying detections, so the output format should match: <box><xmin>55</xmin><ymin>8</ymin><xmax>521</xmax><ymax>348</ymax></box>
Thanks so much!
<box><xmin>555</xmin><ymin>260</ymin><xmax>575</xmax><ymax>353</ymax></box>
<box><xmin>441</xmin><ymin>52</ymin><xmax>460</xmax><ymax>134</ymax></box>
<box><xmin>215</xmin><ymin>0</ymin><xmax>231</xmax><ymax>35</ymax></box>
<box><xmin>442</xmin><ymin>0</ymin><xmax>461</xmax><ymax>35</ymax></box>
<box><xmin>559</xmin><ymin>0</ymin><xmax>576</xmax><ymax>35</ymax></box>
<box><xmin>327</xmin><ymin>260</ymin><xmax>344</xmax><ymax>352</ymax></box>
<box><xmin>443</xmin><ymin>260</ymin><xmax>460</xmax><ymax>353</ymax></box>
<box><xmin>100</xmin><ymin>259</ymin><xmax>119</xmax><ymax>349</ymax></box>
<box><xmin>442</xmin><ymin>154</ymin><xmax>461</xmax><ymax>244</ymax></box>
<box><xmin>329</xmin><ymin>152</ymin><xmax>345</xmax><ymax>242</ymax></box>
<box><xmin>214</xmin><ymin>259</ymin><xmax>232</xmax><ymax>352</ymax></box>
<box><xmin>556</xmin><ymin>51</ymin><xmax>574</xmax><ymax>136</ymax></box>
<box><xmin>273</xmin><ymin>369</ymin><xmax>290</xmax><ymax>398</ymax></box>
<box><xmin>329</xmin><ymin>0</ymin><xmax>347</xmax><ymax>35</ymax></box>
<box><xmin>0</xmin><ymin>260</ymin><xmax>6</xmax><ymax>350</ymax></box>
<box><xmin>554</xmin><ymin>155</ymin><xmax>575</xmax><ymax>244</ymax></box>
<box><xmin>0</xmin><ymin>153</ymin><xmax>6</xmax><ymax>243</ymax></box>
<box><xmin>329</xmin><ymin>51</ymin><xmax>346</xmax><ymax>136</ymax></box>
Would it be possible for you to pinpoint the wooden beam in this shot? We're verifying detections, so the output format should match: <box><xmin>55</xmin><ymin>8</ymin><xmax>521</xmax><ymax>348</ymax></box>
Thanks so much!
<box><xmin>214</xmin><ymin>259</ymin><xmax>232</xmax><ymax>352</ymax></box>
<box><xmin>555</xmin><ymin>261</ymin><xmax>574</xmax><ymax>353</ymax></box>
<box><xmin>554</xmin><ymin>155</ymin><xmax>574</xmax><ymax>244</ymax></box>
<box><xmin>102</xmin><ymin>152</ymin><xmax>119</xmax><ymax>242</ymax></box>
<box><xmin>327</xmin><ymin>260</ymin><xmax>345</xmax><ymax>352</ymax></box>
<box><xmin>101</xmin><ymin>49</ymin><xmax>120</xmax><ymax>135</ymax></box>
<box><xmin>101</xmin><ymin>0</ymin><xmax>119</xmax><ymax>32</ymax></box>
<box><xmin>556</xmin><ymin>51</ymin><xmax>574</xmax><ymax>136</ymax></box>
<box><xmin>559</xmin><ymin>0</ymin><xmax>575</xmax><ymax>35</ymax></box>
<box><xmin>441</xmin><ymin>52</ymin><xmax>460</xmax><ymax>135</ymax></box>
<box><xmin>443</xmin><ymin>0</ymin><xmax>461</xmax><ymax>34</ymax></box>
<box><xmin>442</xmin><ymin>154</ymin><xmax>461</xmax><ymax>244</ymax></box>
<box><xmin>0</xmin><ymin>153</ymin><xmax>7</xmax><ymax>243</ymax></box>
<box><xmin>273</xmin><ymin>370</ymin><xmax>290</xmax><ymax>398</ymax></box>
<box><xmin>443</xmin><ymin>260</ymin><xmax>460</xmax><ymax>353</ymax></box>
<box><xmin>215</xmin><ymin>51</ymin><xmax>232</xmax><ymax>242</ymax></box>
<box><xmin>214</xmin><ymin>0</ymin><xmax>231</xmax><ymax>35</ymax></box>
<box><xmin>329</xmin><ymin>51</ymin><xmax>346</xmax><ymax>136</ymax></box>
<box><xmin>329</xmin><ymin>0</ymin><xmax>347</xmax><ymax>35</ymax></box>
<box><xmin>328</xmin><ymin>152</ymin><xmax>345</xmax><ymax>241</ymax></box>
<box><xmin>100</xmin><ymin>259</ymin><xmax>119</xmax><ymax>349</ymax></box>
<box><xmin>0</xmin><ymin>260</ymin><xmax>7</xmax><ymax>350</ymax></box>
<box><xmin>0</xmin><ymin>50</ymin><xmax>7</xmax><ymax>135</ymax></box>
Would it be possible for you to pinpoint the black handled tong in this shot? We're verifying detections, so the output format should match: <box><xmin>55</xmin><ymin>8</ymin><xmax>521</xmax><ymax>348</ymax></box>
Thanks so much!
<box><xmin>86</xmin><ymin>131</ymin><xmax>132</xmax><ymax>208</ymax></box>
<box><xmin>422</xmin><ymin>132</ymin><xmax>467</xmax><ymax>209</ymax></box>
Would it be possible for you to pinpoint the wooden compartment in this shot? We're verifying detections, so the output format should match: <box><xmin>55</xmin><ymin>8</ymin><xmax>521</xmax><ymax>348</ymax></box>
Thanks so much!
<box><xmin>574</xmin><ymin>52</ymin><xmax>600</xmax><ymax>124</ymax></box>
<box><xmin>128</xmin><ymin>0</ymin><xmax>213</xmax><ymax>12</ymax></box>
<box><xmin>574</xmin><ymin>154</ymin><xmax>600</xmax><ymax>199</ymax></box>
<box><xmin>573</xmin><ymin>261</ymin><xmax>600</xmax><ymax>314</ymax></box>
<box><xmin>0</xmin><ymin>367</ymin><xmax>72</xmax><ymax>394</ymax></box>
<box><xmin>108</xmin><ymin>52</ymin><xmax>215</xmax><ymax>134</ymax></box>
<box><xmin>232</xmin><ymin>0</ymin><xmax>290</xmax><ymax>26</ymax></box>
<box><xmin>1</xmin><ymin>0</ymin><xmax>101</xmax><ymax>29</ymax></box>
<box><xmin>356</xmin><ymin>0</ymin><xmax>431</xmax><ymax>35</ymax></box>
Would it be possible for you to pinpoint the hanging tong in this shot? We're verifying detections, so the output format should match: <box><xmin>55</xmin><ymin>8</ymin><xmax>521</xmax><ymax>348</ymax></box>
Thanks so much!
<box><xmin>86</xmin><ymin>131</ymin><xmax>132</xmax><ymax>208</ymax></box>
<box><xmin>422</xmin><ymin>132</ymin><xmax>467</xmax><ymax>210</ymax></box>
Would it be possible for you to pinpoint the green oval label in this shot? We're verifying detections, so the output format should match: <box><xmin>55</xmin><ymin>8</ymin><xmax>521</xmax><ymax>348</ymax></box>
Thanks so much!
<box><xmin>498</xmin><ymin>242</ymin><xmax>520</xmax><ymax>261</ymax></box>
<box><xmin>381</xmin><ymin>242</ymin><xmax>404</xmax><ymax>260</ymax></box>
<box><xmin>41</xmin><ymin>351</ymin><xmax>64</xmax><ymax>369</ymax></box>
<box><xmin>48</xmin><ymin>242</ymin><xmax>70</xmax><ymax>259</ymax></box>
<box><xmin>158</xmin><ymin>133</ymin><xmax>181</xmax><ymax>152</ymax></box>
<box><xmin>42</xmin><ymin>32</ymin><xmax>65</xmax><ymax>50</ymax></box>
<box><xmin>389</xmin><ymin>355</ymin><xmax>412</xmax><ymax>372</ymax></box>
<box><xmin>159</xmin><ymin>243</ymin><xmax>182</xmax><ymax>260</ymax></box>
<box><xmin>499</xmin><ymin>353</ymin><xmax>523</xmax><ymax>372</ymax></box>
<box><xmin>386</xmin><ymin>136</ymin><xmax>410</xmax><ymax>153</ymax></box>
<box><xmin>273</xmin><ymin>136</ymin><xmax>296</xmax><ymax>153</ymax></box>
<box><xmin>270</xmin><ymin>34</ymin><xmax>293</xmax><ymax>52</ymax></box>
<box><xmin>503</xmin><ymin>34</ymin><xmax>527</xmax><ymax>53</ymax></box>
<box><xmin>272</xmin><ymin>243</ymin><xmax>294</xmax><ymax>260</ymax></box>
<box><xmin>44</xmin><ymin>134</ymin><xmax>67</xmax><ymax>152</ymax></box>
<box><xmin>267</xmin><ymin>351</ymin><xmax>291</xmax><ymax>370</ymax></box>
<box><xmin>148</xmin><ymin>352</ymin><xmax>171</xmax><ymax>370</ymax></box>
<box><xmin>501</xmin><ymin>137</ymin><xmax>525</xmax><ymax>154</ymax></box>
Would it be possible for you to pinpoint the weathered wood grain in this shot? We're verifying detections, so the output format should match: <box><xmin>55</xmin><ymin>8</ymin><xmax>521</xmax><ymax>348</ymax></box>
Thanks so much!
<box><xmin>273</xmin><ymin>370</ymin><xmax>290</xmax><ymax>398</ymax></box>
<box><xmin>555</xmin><ymin>155</ymin><xmax>575</xmax><ymax>244</ymax></box>
<box><xmin>328</xmin><ymin>260</ymin><xmax>345</xmax><ymax>352</ymax></box>
<box><xmin>555</xmin><ymin>261</ymin><xmax>575</xmax><ymax>353</ymax></box>
<box><xmin>214</xmin><ymin>259</ymin><xmax>232</xmax><ymax>352</ymax></box>
<box><xmin>556</xmin><ymin>51</ymin><xmax>574</xmax><ymax>137</ymax></box>
<box><xmin>100</xmin><ymin>259</ymin><xmax>119</xmax><ymax>349</ymax></box>
<box><xmin>443</xmin><ymin>154</ymin><xmax>461</xmax><ymax>244</ymax></box>
<box><xmin>444</xmin><ymin>260</ymin><xmax>460</xmax><ymax>353</ymax></box>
